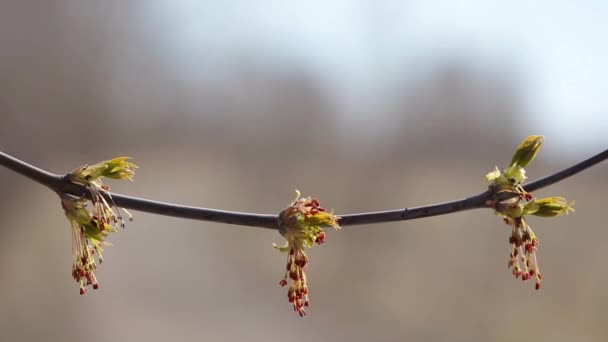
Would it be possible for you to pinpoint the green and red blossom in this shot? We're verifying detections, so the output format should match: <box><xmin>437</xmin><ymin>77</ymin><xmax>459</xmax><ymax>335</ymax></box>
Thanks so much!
<box><xmin>489</xmin><ymin>136</ymin><xmax>574</xmax><ymax>291</ymax></box>
<box><xmin>60</xmin><ymin>157</ymin><xmax>137</xmax><ymax>294</ymax></box>
<box><xmin>274</xmin><ymin>190</ymin><xmax>340</xmax><ymax>317</ymax></box>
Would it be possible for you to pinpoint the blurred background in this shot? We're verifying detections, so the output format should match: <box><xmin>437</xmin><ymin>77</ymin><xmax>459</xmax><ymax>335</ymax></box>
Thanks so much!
<box><xmin>1</xmin><ymin>1</ymin><xmax>607</xmax><ymax>341</ymax></box>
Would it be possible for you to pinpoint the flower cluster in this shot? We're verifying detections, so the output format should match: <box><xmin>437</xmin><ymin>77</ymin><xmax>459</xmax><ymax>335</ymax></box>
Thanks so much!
<box><xmin>65</xmin><ymin>157</ymin><xmax>136</xmax><ymax>228</ymax></box>
<box><xmin>61</xmin><ymin>157</ymin><xmax>137</xmax><ymax>294</ymax></box>
<box><xmin>487</xmin><ymin>136</ymin><xmax>573</xmax><ymax>290</ymax></box>
<box><xmin>497</xmin><ymin>197</ymin><xmax>573</xmax><ymax>289</ymax></box>
<box><xmin>274</xmin><ymin>190</ymin><xmax>340</xmax><ymax>317</ymax></box>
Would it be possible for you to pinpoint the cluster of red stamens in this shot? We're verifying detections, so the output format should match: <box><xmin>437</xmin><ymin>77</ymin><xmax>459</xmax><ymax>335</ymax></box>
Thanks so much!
<box><xmin>61</xmin><ymin>192</ymin><xmax>118</xmax><ymax>295</ymax></box>
<box><xmin>279</xmin><ymin>247</ymin><xmax>312</xmax><ymax>317</ymax></box>
<box><xmin>72</xmin><ymin>247</ymin><xmax>100</xmax><ymax>295</ymax></box>
<box><xmin>504</xmin><ymin>207</ymin><xmax>542</xmax><ymax>290</ymax></box>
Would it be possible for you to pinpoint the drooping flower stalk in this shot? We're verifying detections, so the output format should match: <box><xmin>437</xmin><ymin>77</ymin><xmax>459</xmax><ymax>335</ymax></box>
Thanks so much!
<box><xmin>60</xmin><ymin>157</ymin><xmax>137</xmax><ymax>294</ymax></box>
<box><xmin>274</xmin><ymin>190</ymin><xmax>340</xmax><ymax>317</ymax></box>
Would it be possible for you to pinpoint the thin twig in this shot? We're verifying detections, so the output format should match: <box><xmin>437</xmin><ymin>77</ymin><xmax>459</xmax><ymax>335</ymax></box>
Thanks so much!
<box><xmin>0</xmin><ymin>152</ymin><xmax>62</xmax><ymax>189</ymax></box>
<box><xmin>1</xmin><ymin>149</ymin><xmax>606</xmax><ymax>230</ymax></box>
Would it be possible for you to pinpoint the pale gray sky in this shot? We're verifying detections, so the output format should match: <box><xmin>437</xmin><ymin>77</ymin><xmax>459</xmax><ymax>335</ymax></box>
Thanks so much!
<box><xmin>146</xmin><ymin>0</ymin><xmax>607</xmax><ymax>155</ymax></box>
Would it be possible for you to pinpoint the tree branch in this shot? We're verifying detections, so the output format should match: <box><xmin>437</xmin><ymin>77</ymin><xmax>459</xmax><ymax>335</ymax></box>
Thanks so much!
<box><xmin>1</xmin><ymin>149</ymin><xmax>606</xmax><ymax>230</ymax></box>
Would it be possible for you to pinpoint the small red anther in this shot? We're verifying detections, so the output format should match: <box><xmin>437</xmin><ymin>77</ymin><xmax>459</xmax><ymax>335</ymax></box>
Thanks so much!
<box><xmin>295</xmin><ymin>258</ymin><xmax>307</xmax><ymax>268</ymax></box>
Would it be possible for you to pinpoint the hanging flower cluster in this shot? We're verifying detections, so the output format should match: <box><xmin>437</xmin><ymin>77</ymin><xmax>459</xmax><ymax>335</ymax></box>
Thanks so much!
<box><xmin>60</xmin><ymin>157</ymin><xmax>137</xmax><ymax>294</ymax></box>
<box><xmin>487</xmin><ymin>136</ymin><xmax>573</xmax><ymax>289</ymax></box>
<box><xmin>496</xmin><ymin>196</ymin><xmax>574</xmax><ymax>289</ymax></box>
<box><xmin>274</xmin><ymin>190</ymin><xmax>340</xmax><ymax>317</ymax></box>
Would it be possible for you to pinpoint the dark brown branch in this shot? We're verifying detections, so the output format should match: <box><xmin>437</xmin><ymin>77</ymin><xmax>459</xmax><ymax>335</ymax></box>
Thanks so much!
<box><xmin>518</xmin><ymin>149</ymin><xmax>608</xmax><ymax>193</ymax></box>
<box><xmin>0</xmin><ymin>151</ymin><xmax>62</xmax><ymax>189</ymax></box>
<box><xmin>1</xmin><ymin>149</ymin><xmax>606</xmax><ymax>230</ymax></box>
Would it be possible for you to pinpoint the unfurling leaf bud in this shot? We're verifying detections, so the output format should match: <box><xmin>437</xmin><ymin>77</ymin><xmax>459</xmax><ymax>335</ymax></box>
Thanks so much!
<box><xmin>68</xmin><ymin>157</ymin><xmax>137</xmax><ymax>183</ymax></box>
<box><xmin>524</xmin><ymin>197</ymin><xmax>575</xmax><ymax>217</ymax></box>
<box><xmin>487</xmin><ymin>135</ymin><xmax>544</xmax><ymax>197</ymax></box>
<box><xmin>510</xmin><ymin>135</ymin><xmax>544</xmax><ymax>168</ymax></box>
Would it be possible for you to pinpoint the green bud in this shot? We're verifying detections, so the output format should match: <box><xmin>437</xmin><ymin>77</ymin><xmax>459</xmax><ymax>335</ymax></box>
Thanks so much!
<box><xmin>524</xmin><ymin>197</ymin><xmax>574</xmax><ymax>217</ymax></box>
<box><xmin>510</xmin><ymin>135</ymin><xmax>544</xmax><ymax>168</ymax></box>
<box><xmin>75</xmin><ymin>157</ymin><xmax>137</xmax><ymax>181</ymax></box>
